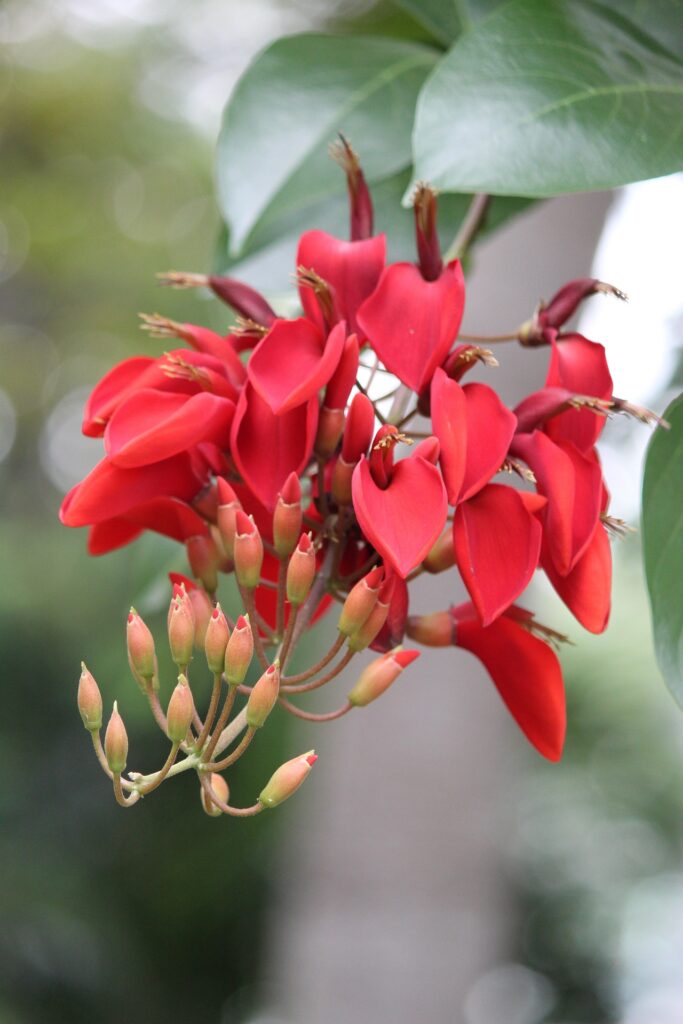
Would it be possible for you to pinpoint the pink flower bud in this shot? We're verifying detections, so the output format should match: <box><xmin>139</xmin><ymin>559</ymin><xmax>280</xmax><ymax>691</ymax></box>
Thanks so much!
<box><xmin>341</xmin><ymin>392</ymin><xmax>374</xmax><ymax>463</ymax></box>
<box><xmin>166</xmin><ymin>674</ymin><xmax>194</xmax><ymax>743</ymax></box>
<box><xmin>348</xmin><ymin>648</ymin><xmax>419</xmax><ymax>707</ymax></box>
<box><xmin>168</xmin><ymin>592</ymin><xmax>195</xmax><ymax>669</ymax></box>
<box><xmin>405</xmin><ymin>610</ymin><xmax>455</xmax><ymax>647</ymax></box>
<box><xmin>216</xmin><ymin>477</ymin><xmax>242</xmax><ymax>560</ymax></box>
<box><xmin>234</xmin><ymin>511</ymin><xmax>263</xmax><ymax>589</ymax></box>
<box><xmin>104</xmin><ymin>701</ymin><xmax>128</xmax><ymax>774</ymax></box>
<box><xmin>77</xmin><ymin>662</ymin><xmax>102</xmax><ymax>731</ymax></box>
<box><xmin>224</xmin><ymin>614</ymin><xmax>254</xmax><ymax>686</ymax></box>
<box><xmin>338</xmin><ymin>566</ymin><xmax>383</xmax><ymax>636</ymax></box>
<box><xmin>258</xmin><ymin>751</ymin><xmax>318</xmax><ymax>809</ymax></box>
<box><xmin>347</xmin><ymin>575</ymin><xmax>396</xmax><ymax>652</ymax></box>
<box><xmin>200</xmin><ymin>773</ymin><xmax>229</xmax><ymax>817</ymax></box>
<box><xmin>186</xmin><ymin>533</ymin><xmax>220</xmax><ymax>593</ymax></box>
<box><xmin>273</xmin><ymin>473</ymin><xmax>302</xmax><ymax>558</ymax></box>
<box><xmin>246</xmin><ymin>662</ymin><xmax>281</xmax><ymax>728</ymax></box>
<box><xmin>205</xmin><ymin>604</ymin><xmax>230</xmax><ymax>675</ymax></box>
<box><xmin>169</xmin><ymin>575</ymin><xmax>213</xmax><ymax>647</ymax></box>
<box><xmin>286</xmin><ymin>533</ymin><xmax>316</xmax><ymax>606</ymax></box>
<box><xmin>315</xmin><ymin>406</ymin><xmax>346</xmax><ymax>459</ymax></box>
<box><xmin>331</xmin><ymin>455</ymin><xmax>356</xmax><ymax>506</ymax></box>
<box><xmin>126</xmin><ymin>608</ymin><xmax>155</xmax><ymax>681</ymax></box>
<box><xmin>423</xmin><ymin>530</ymin><xmax>456</xmax><ymax>574</ymax></box>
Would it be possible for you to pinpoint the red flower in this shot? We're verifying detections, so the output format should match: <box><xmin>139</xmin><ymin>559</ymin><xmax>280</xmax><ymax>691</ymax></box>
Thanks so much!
<box><xmin>247</xmin><ymin>318</ymin><xmax>346</xmax><ymax>414</ymax></box>
<box><xmin>351</xmin><ymin>426</ymin><xmax>447</xmax><ymax>578</ymax></box>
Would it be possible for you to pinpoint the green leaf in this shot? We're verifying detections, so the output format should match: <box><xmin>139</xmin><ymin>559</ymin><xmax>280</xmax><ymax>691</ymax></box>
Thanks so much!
<box><xmin>217</xmin><ymin>33</ymin><xmax>437</xmax><ymax>255</ymax></box>
<box><xmin>214</xmin><ymin>170</ymin><xmax>533</xmax><ymax>295</ymax></box>
<box><xmin>411</xmin><ymin>0</ymin><xmax>683</xmax><ymax>198</ymax></box>
<box><xmin>391</xmin><ymin>0</ymin><xmax>505</xmax><ymax>45</ymax></box>
<box><xmin>642</xmin><ymin>395</ymin><xmax>683</xmax><ymax>704</ymax></box>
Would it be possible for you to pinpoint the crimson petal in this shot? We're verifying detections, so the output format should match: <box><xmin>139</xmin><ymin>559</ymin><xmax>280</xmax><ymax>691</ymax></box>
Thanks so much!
<box><xmin>459</xmin><ymin>383</ymin><xmax>517</xmax><ymax>502</ymax></box>
<box><xmin>357</xmin><ymin>260</ymin><xmax>465</xmax><ymax>392</ymax></box>
<box><xmin>453</xmin><ymin>603</ymin><xmax>566</xmax><ymax>761</ymax></box>
<box><xmin>543</xmin><ymin>521</ymin><xmax>611</xmax><ymax>633</ymax></box>
<box><xmin>545</xmin><ymin>333</ymin><xmax>613</xmax><ymax>451</ymax></box>
<box><xmin>83</xmin><ymin>356</ymin><xmax>155</xmax><ymax>437</ymax></box>
<box><xmin>105</xmin><ymin>389</ymin><xmax>235</xmax><ymax>468</ymax></box>
<box><xmin>431</xmin><ymin>368</ymin><xmax>467</xmax><ymax>504</ymax></box>
<box><xmin>352</xmin><ymin>453</ymin><xmax>447</xmax><ymax>578</ymax></box>
<box><xmin>453</xmin><ymin>484</ymin><xmax>542</xmax><ymax>626</ymax></box>
<box><xmin>297</xmin><ymin>230</ymin><xmax>385</xmax><ymax>339</ymax></box>
<box><xmin>248</xmin><ymin>318</ymin><xmax>345</xmax><ymax>414</ymax></box>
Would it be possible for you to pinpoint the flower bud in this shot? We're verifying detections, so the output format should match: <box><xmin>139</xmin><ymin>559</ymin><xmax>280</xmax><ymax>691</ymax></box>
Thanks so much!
<box><xmin>348</xmin><ymin>648</ymin><xmax>420</xmax><ymax>707</ymax></box>
<box><xmin>234</xmin><ymin>511</ymin><xmax>263</xmax><ymax>589</ymax></box>
<box><xmin>315</xmin><ymin>406</ymin><xmax>346</xmax><ymax>460</ymax></box>
<box><xmin>341</xmin><ymin>392</ymin><xmax>374</xmax><ymax>463</ymax></box>
<box><xmin>168</xmin><ymin>591</ymin><xmax>195</xmax><ymax>669</ymax></box>
<box><xmin>205</xmin><ymin>604</ymin><xmax>230</xmax><ymax>674</ymax></box>
<box><xmin>216</xmin><ymin>478</ymin><xmax>242</xmax><ymax>560</ymax></box>
<box><xmin>77</xmin><ymin>662</ymin><xmax>102</xmax><ymax>731</ymax></box>
<box><xmin>347</xmin><ymin>575</ymin><xmax>396</xmax><ymax>652</ymax></box>
<box><xmin>273</xmin><ymin>473</ymin><xmax>302</xmax><ymax>558</ymax></box>
<box><xmin>258</xmin><ymin>751</ymin><xmax>318</xmax><ymax>809</ymax></box>
<box><xmin>423</xmin><ymin>529</ymin><xmax>456</xmax><ymax>574</ymax></box>
<box><xmin>331</xmin><ymin>455</ymin><xmax>356</xmax><ymax>506</ymax></box>
<box><xmin>286</xmin><ymin>533</ymin><xmax>316</xmax><ymax>606</ymax></box>
<box><xmin>200</xmin><ymin>773</ymin><xmax>229</xmax><ymax>817</ymax></box>
<box><xmin>246</xmin><ymin>662</ymin><xmax>281</xmax><ymax>728</ymax></box>
<box><xmin>405</xmin><ymin>610</ymin><xmax>455</xmax><ymax>647</ymax></box>
<box><xmin>224</xmin><ymin>614</ymin><xmax>254</xmax><ymax>686</ymax></box>
<box><xmin>412</xmin><ymin>182</ymin><xmax>442</xmax><ymax>282</ymax></box>
<box><xmin>169</xmin><ymin>575</ymin><xmax>213</xmax><ymax>647</ymax></box>
<box><xmin>166</xmin><ymin>675</ymin><xmax>194</xmax><ymax>743</ymax></box>
<box><xmin>126</xmin><ymin>608</ymin><xmax>155</xmax><ymax>681</ymax></box>
<box><xmin>338</xmin><ymin>566</ymin><xmax>383</xmax><ymax>636</ymax></box>
<box><xmin>186</xmin><ymin>533</ymin><xmax>220</xmax><ymax>593</ymax></box>
<box><xmin>104</xmin><ymin>702</ymin><xmax>128</xmax><ymax>774</ymax></box>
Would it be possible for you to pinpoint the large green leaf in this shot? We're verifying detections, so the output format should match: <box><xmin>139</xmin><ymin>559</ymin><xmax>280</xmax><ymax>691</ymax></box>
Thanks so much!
<box><xmin>391</xmin><ymin>0</ymin><xmax>503</xmax><ymax>45</ymax></box>
<box><xmin>411</xmin><ymin>0</ymin><xmax>683</xmax><ymax>198</ymax></box>
<box><xmin>642</xmin><ymin>395</ymin><xmax>683</xmax><ymax>704</ymax></box>
<box><xmin>214</xmin><ymin>170</ymin><xmax>533</xmax><ymax>295</ymax></box>
<box><xmin>217</xmin><ymin>33</ymin><xmax>437</xmax><ymax>255</ymax></box>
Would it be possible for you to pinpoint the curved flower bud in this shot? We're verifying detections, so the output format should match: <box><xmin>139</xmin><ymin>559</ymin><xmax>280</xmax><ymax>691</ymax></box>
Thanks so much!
<box><xmin>200</xmin><ymin>773</ymin><xmax>230</xmax><ymax>817</ymax></box>
<box><xmin>338</xmin><ymin>566</ymin><xmax>383</xmax><ymax>637</ymax></box>
<box><xmin>286</xmin><ymin>533</ymin><xmax>316</xmax><ymax>606</ymax></box>
<box><xmin>234</xmin><ymin>511</ymin><xmax>264</xmax><ymax>590</ymax></box>
<box><xmin>205</xmin><ymin>604</ymin><xmax>230</xmax><ymax>674</ymax></box>
<box><xmin>258</xmin><ymin>751</ymin><xmax>318</xmax><ymax>809</ymax></box>
<box><xmin>78</xmin><ymin>663</ymin><xmax>103</xmax><ymax>732</ymax></box>
<box><xmin>273</xmin><ymin>473</ymin><xmax>302</xmax><ymax>559</ymax></box>
<box><xmin>224</xmin><ymin>614</ymin><xmax>254</xmax><ymax>686</ymax></box>
<box><xmin>166</xmin><ymin>675</ymin><xmax>194</xmax><ymax>743</ymax></box>
<box><xmin>126</xmin><ymin>608</ymin><xmax>155</xmax><ymax>681</ymax></box>
<box><xmin>168</xmin><ymin>591</ymin><xmax>195</xmax><ymax>669</ymax></box>
<box><xmin>246</xmin><ymin>662</ymin><xmax>281</xmax><ymax>728</ymax></box>
<box><xmin>104</xmin><ymin>702</ymin><xmax>128</xmax><ymax>774</ymax></box>
<box><xmin>348</xmin><ymin>648</ymin><xmax>420</xmax><ymax>707</ymax></box>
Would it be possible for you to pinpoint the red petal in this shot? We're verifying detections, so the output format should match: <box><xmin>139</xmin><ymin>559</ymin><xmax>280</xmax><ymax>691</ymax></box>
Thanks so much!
<box><xmin>543</xmin><ymin>521</ymin><xmax>611</xmax><ymax>633</ymax></box>
<box><xmin>459</xmin><ymin>383</ymin><xmax>517</xmax><ymax>502</ymax></box>
<box><xmin>86</xmin><ymin>497</ymin><xmax>208</xmax><ymax>554</ymax></box>
<box><xmin>60</xmin><ymin>453</ymin><xmax>203</xmax><ymax>527</ymax></box>
<box><xmin>453</xmin><ymin>484</ymin><xmax>542</xmax><ymax>626</ymax></box>
<box><xmin>231</xmin><ymin>383</ymin><xmax>318</xmax><ymax>510</ymax></box>
<box><xmin>545</xmin><ymin>333</ymin><xmax>613</xmax><ymax>451</ymax></box>
<box><xmin>512</xmin><ymin>432</ymin><xmax>602</xmax><ymax>576</ymax></box>
<box><xmin>179</xmin><ymin>325</ymin><xmax>247</xmax><ymax>388</ymax></box>
<box><xmin>83</xmin><ymin>357</ymin><xmax>155</xmax><ymax>437</ymax></box>
<box><xmin>88</xmin><ymin>520</ymin><xmax>143</xmax><ymax>554</ymax></box>
<box><xmin>431</xmin><ymin>368</ymin><xmax>467</xmax><ymax>503</ymax></box>
<box><xmin>248</xmin><ymin>318</ymin><xmax>345</xmax><ymax>414</ymax></box>
<box><xmin>352</xmin><ymin>454</ymin><xmax>447</xmax><ymax>578</ymax></box>
<box><xmin>357</xmin><ymin>260</ymin><xmax>465</xmax><ymax>392</ymax></box>
<box><xmin>453</xmin><ymin>603</ymin><xmax>566</xmax><ymax>761</ymax></box>
<box><xmin>105</xmin><ymin>389</ymin><xmax>235</xmax><ymax>468</ymax></box>
<box><xmin>297</xmin><ymin>231</ymin><xmax>385</xmax><ymax>340</ymax></box>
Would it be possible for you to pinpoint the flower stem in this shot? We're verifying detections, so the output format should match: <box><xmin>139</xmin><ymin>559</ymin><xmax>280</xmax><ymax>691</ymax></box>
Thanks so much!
<box><xmin>278</xmin><ymin>697</ymin><xmax>353</xmax><ymax>722</ymax></box>
<box><xmin>444</xmin><ymin>192</ymin><xmax>491</xmax><ymax>262</ymax></box>
<box><xmin>282</xmin><ymin>647</ymin><xmax>354</xmax><ymax>694</ymax></box>
<box><xmin>201</xmin><ymin>684</ymin><xmax>238</xmax><ymax>763</ymax></box>
<box><xmin>193</xmin><ymin>673</ymin><xmax>222</xmax><ymax>753</ymax></box>
<box><xmin>199</xmin><ymin>774</ymin><xmax>263</xmax><ymax>817</ymax></box>
<box><xmin>283</xmin><ymin>633</ymin><xmax>345</xmax><ymax>685</ymax></box>
<box><xmin>202</xmin><ymin>726</ymin><xmax>256</xmax><ymax>773</ymax></box>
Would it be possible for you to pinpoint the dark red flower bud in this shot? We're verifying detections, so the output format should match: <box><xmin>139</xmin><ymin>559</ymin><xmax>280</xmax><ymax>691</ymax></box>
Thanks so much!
<box><xmin>412</xmin><ymin>182</ymin><xmax>442</xmax><ymax>282</ymax></box>
<box><xmin>330</xmin><ymin>135</ymin><xmax>374</xmax><ymax>241</ymax></box>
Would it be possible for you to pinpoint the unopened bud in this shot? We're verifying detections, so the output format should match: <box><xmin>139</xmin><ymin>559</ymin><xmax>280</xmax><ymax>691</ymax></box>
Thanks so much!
<box><xmin>341</xmin><ymin>392</ymin><xmax>374</xmax><ymax>463</ymax></box>
<box><xmin>166</xmin><ymin>675</ymin><xmax>194</xmax><ymax>743</ymax></box>
<box><xmin>338</xmin><ymin>566</ymin><xmax>383</xmax><ymax>636</ymax></box>
<box><xmin>186</xmin><ymin>533</ymin><xmax>220</xmax><ymax>593</ymax></box>
<box><xmin>286</xmin><ymin>533</ymin><xmax>316</xmax><ymax>606</ymax></box>
<box><xmin>348</xmin><ymin>575</ymin><xmax>396</xmax><ymax>652</ymax></box>
<box><xmin>405</xmin><ymin>610</ymin><xmax>455</xmax><ymax>647</ymax></box>
<box><xmin>104</xmin><ymin>701</ymin><xmax>128</xmax><ymax>774</ymax></box>
<box><xmin>273</xmin><ymin>473</ymin><xmax>302</xmax><ymax>558</ymax></box>
<box><xmin>412</xmin><ymin>182</ymin><xmax>442</xmax><ymax>282</ymax></box>
<box><xmin>201</xmin><ymin>773</ymin><xmax>229</xmax><ymax>816</ymax></box>
<box><xmin>234</xmin><ymin>511</ymin><xmax>263</xmax><ymax>589</ymax></box>
<box><xmin>170</xmin><ymin>574</ymin><xmax>212</xmax><ymax>647</ymax></box>
<box><xmin>246</xmin><ymin>662</ymin><xmax>281</xmax><ymax>728</ymax></box>
<box><xmin>423</xmin><ymin>529</ymin><xmax>455</xmax><ymax>573</ymax></box>
<box><xmin>322</xmin><ymin>333</ymin><xmax>359</xmax><ymax>411</ymax></box>
<box><xmin>77</xmin><ymin>662</ymin><xmax>102</xmax><ymax>731</ymax></box>
<box><xmin>315</xmin><ymin>406</ymin><xmax>346</xmax><ymax>459</ymax></box>
<box><xmin>224</xmin><ymin>614</ymin><xmax>254</xmax><ymax>686</ymax></box>
<box><xmin>168</xmin><ymin>592</ymin><xmax>195</xmax><ymax>669</ymax></box>
<box><xmin>348</xmin><ymin>648</ymin><xmax>419</xmax><ymax>707</ymax></box>
<box><xmin>127</xmin><ymin>608</ymin><xmax>156</xmax><ymax>681</ymax></box>
<box><xmin>205</xmin><ymin>604</ymin><xmax>230</xmax><ymax>674</ymax></box>
<box><xmin>258</xmin><ymin>751</ymin><xmax>318</xmax><ymax>809</ymax></box>
<box><xmin>216</xmin><ymin>478</ymin><xmax>242</xmax><ymax>560</ymax></box>
<box><xmin>331</xmin><ymin>455</ymin><xmax>356</xmax><ymax>506</ymax></box>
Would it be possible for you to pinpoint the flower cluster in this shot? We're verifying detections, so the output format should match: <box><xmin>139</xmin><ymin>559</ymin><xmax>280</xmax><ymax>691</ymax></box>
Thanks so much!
<box><xmin>66</xmin><ymin>139</ymin><xmax>659</xmax><ymax>817</ymax></box>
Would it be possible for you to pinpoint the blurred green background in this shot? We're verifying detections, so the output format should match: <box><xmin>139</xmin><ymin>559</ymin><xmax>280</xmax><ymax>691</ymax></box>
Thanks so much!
<box><xmin>1</xmin><ymin>4</ymin><xmax>682</xmax><ymax>1023</ymax></box>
